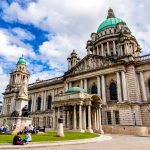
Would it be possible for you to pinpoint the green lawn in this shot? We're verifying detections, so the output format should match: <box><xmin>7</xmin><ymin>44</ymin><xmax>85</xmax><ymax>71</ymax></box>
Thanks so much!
<box><xmin>0</xmin><ymin>132</ymin><xmax>99</xmax><ymax>143</ymax></box>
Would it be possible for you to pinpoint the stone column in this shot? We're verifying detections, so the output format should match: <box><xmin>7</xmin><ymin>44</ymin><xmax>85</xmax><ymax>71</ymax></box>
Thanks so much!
<box><xmin>96</xmin><ymin>108</ymin><xmax>99</xmax><ymax>130</ymax></box>
<box><xmin>79</xmin><ymin>105</ymin><xmax>83</xmax><ymax>131</ymax></box>
<box><xmin>84</xmin><ymin>79</ymin><xmax>88</xmax><ymax>92</ymax></box>
<box><xmin>41</xmin><ymin>91</ymin><xmax>44</xmax><ymax>111</ymax></box>
<box><xmin>65</xmin><ymin>83</ymin><xmax>69</xmax><ymax>91</ymax></box>
<box><xmin>53</xmin><ymin>108</ymin><xmax>56</xmax><ymax>130</ymax></box>
<box><xmin>107</xmin><ymin>42</ymin><xmax>110</xmax><ymax>55</ymax></box>
<box><xmin>83</xmin><ymin>107</ymin><xmax>86</xmax><ymax>130</ymax></box>
<box><xmin>121</xmin><ymin>71</ymin><xmax>128</xmax><ymax>101</ymax></box>
<box><xmin>57</xmin><ymin>107</ymin><xmax>60</xmax><ymax>129</ymax></box>
<box><xmin>101</xmin><ymin>44</ymin><xmax>104</xmax><ymax>56</ymax></box>
<box><xmin>113</xmin><ymin>41</ymin><xmax>116</xmax><ymax>55</ymax></box>
<box><xmin>94</xmin><ymin>109</ymin><xmax>97</xmax><ymax>130</ymax></box>
<box><xmin>97</xmin><ymin>76</ymin><xmax>101</xmax><ymax>97</ymax></box>
<box><xmin>31</xmin><ymin>94</ymin><xmax>34</xmax><ymax>112</ymax></box>
<box><xmin>69</xmin><ymin>82</ymin><xmax>72</xmax><ymax>88</ymax></box>
<box><xmin>116</xmin><ymin>72</ymin><xmax>122</xmax><ymax>102</ymax></box>
<box><xmin>98</xmin><ymin>107</ymin><xmax>104</xmax><ymax>134</ymax></box>
<box><xmin>43</xmin><ymin>91</ymin><xmax>47</xmax><ymax>111</ymax></box>
<box><xmin>88</xmin><ymin>105</ymin><xmax>93</xmax><ymax>132</ymax></box>
<box><xmin>101</xmin><ymin>75</ymin><xmax>106</xmax><ymax>104</ymax></box>
<box><xmin>80</xmin><ymin>79</ymin><xmax>84</xmax><ymax>88</ymax></box>
<box><xmin>73</xmin><ymin>105</ymin><xmax>77</xmax><ymax>130</ymax></box>
<box><xmin>33</xmin><ymin>93</ymin><xmax>37</xmax><ymax>112</ymax></box>
<box><xmin>140</xmin><ymin>72</ymin><xmax>147</xmax><ymax>102</ymax></box>
<box><xmin>120</xmin><ymin>45</ymin><xmax>123</xmax><ymax>56</ymax></box>
<box><xmin>52</xmin><ymin>89</ymin><xmax>55</xmax><ymax>101</ymax></box>
<box><xmin>97</xmin><ymin>45</ymin><xmax>99</xmax><ymax>55</ymax></box>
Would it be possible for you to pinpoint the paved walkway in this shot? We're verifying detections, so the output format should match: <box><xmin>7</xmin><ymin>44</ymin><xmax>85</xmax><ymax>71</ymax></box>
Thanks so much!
<box><xmin>1</xmin><ymin>134</ymin><xmax>150</xmax><ymax>150</ymax></box>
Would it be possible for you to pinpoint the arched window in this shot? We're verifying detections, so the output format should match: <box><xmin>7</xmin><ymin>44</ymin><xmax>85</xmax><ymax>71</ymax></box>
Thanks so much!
<box><xmin>91</xmin><ymin>84</ymin><xmax>97</xmax><ymax>94</ymax></box>
<box><xmin>148</xmin><ymin>80</ymin><xmax>150</xmax><ymax>93</ymax></box>
<box><xmin>109</xmin><ymin>82</ymin><xmax>117</xmax><ymax>101</ymax></box>
<box><xmin>28</xmin><ymin>99</ymin><xmax>32</xmax><ymax>111</ymax></box>
<box><xmin>37</xmin><ymin>97</ymin><xmax>41</xmax><ymax>111</ymax></box>
<box><xmin>47</xmin><ymin>95</ymin><xmax>52</xmax><ymax>110</ymax></box>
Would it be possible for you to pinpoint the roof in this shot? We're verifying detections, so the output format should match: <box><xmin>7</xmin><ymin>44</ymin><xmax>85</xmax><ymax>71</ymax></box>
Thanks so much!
<box><xmin>65</xmin><ymin>87</ymin><xmax>87</xmax><ymax>94</ymax></box>
<box><xmin>97</xmin><ymin>17</ymin><xmax>126</xmax><ymax>33</ymax></box>
<box><xmin>17</xmin><ymin>55</ymin><xmax>26</xmax><ymax>65</ymax></box>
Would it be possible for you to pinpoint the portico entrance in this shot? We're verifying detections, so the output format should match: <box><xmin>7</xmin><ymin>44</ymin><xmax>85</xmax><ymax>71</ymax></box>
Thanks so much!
<box><xmin>53</xmin><ymin>87</ymin><xmax>103</xmax><ymax>133</ymax></box>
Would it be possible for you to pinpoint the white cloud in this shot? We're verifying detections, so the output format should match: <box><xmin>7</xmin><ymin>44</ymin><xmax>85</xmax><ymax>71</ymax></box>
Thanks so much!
<box><xmin>11</xmin><ymin>27</ymin><xmax>35</xmax><ymax>41</ymax></box>
<box><xmin>0</xmin><ymin>0</ymin><xmax>150</xmax><ymax>101</ymax></box>
<box><xmin>0</xmin><ymin>29</ymin><xmax>35</xmax><ymax>62</ymax></box>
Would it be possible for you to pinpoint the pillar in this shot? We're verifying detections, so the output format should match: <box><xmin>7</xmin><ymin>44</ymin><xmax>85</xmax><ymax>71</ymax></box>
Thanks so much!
<box><xmin>97</xmin><ymin>76</ymin><xmax>101</xmax><ymax>97</ymax></box>
<box><xmin>88</xmin><ymin>105</ymin><xmax>93</xmax><ymax>132</ymax></box>
<box><xmin>101</xmin><ymin>44</ymin><xmax>104</xmax><ymax>56</ymax></box>
<box><xmin>83</xmin><ymin>107</ymin><xmax>86</xmax><ymax>130</ymax></box>
<box><xmin>31</xmin><ymin>94</ymin><xmax>34</xmax><ymax>112</ymax></box>
<box><xmin>94</xmin><ymin>110</ymin><xmax>97</xmax><ymax>130</ymax></box>
<box><xmin>101</xmin><ymin>75</ymin><xmax>106</xmax><ymax>104</ymax></box>
<box><xmin>73</xmin><ymin>105</ymin><xmax>77</xmax><ymax>130</ymax></box>
<box><xmin>33</xmin><ymin>93</ymin><xmax>37</xmax><ymax>112</ymax></box>
<box><xmin>107</xmin><ymin>42</ymin><xmax>110</xmax><ymax>55</ymax></box>
<box><xmin>80</xmin><ymin>79</ymin><xmax>84</xmax><ymax>88</ymax></box>
<box><xmin>96</xmin><ymin>108</ymin><xmax>99</xmax><ymax>130</ymax></box>
<box><xmin>97</xmin><ymin>45</ymin><xmax>99</xmax><ymax>55</ymax></box>
<box><xmin>98</xmin><ymin>107</ymin><xmax>104</xmax><ymax>134</ymax></box>
<box><xmin>121</xmin><ymin>71</ymin><xmax>128</xmax><ymax>101</ymax></box>
<box><xmin>84</xmin><ymin>79</ymin><xmax>88</xmax><ymax>92</ymax></box>
<box><xmin>140</xmin><ymin>72</ymin><xmax>147</xmax><ymax>102</ymax></box>
<box><xmin>113</xmin><ymin>41</ymin><xmax>116</xmax><ymax>55</ymax></box>
<box><xmin>53</xmin><ymin>108</ymin><xmax>56</xmax><ymax>129</ymax></box>
<box><xmin>116</xmin><ymin>72</ymin><xmax>122</xmax><ymax>102</ymax></box>
<box><xmin>65</xmin><ymin>83</ymin><xmax>69</xmax><ymax>91</ymax></box>
<box><xmin>69</xmin><ymin>82</ymin><xmax>72</xmax><ymax>88</ymax></box>
<box><xmin>79</xmin><ymin>105</ymin><xmax>82</xmax><ymax>130</ymax></box>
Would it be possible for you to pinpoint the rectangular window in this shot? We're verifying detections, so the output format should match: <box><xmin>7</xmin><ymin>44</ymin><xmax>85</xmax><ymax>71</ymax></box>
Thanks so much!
<box><xmin>107</xmin><ymin>112</ymin><xmax>112</xmax><ymax>124</ymax></box>
<box><xmin>115</xmin><ymin>111</ymin><xmax>120</xmax><ymax>124</ymax></box>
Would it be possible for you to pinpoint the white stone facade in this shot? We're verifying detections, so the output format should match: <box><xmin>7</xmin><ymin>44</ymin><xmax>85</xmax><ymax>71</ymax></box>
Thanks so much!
<box><xmin>1</xmin><ymin>9</ymin><xmax>150</xmax><ymax>134</ymax></box>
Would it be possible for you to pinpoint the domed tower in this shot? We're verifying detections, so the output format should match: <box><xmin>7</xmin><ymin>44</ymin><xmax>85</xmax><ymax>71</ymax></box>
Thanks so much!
<box><xmin>7</xmin><ymin>55</ymin><xmax>30</xmax><ymax>91</ymax></box>
<box><xmin>67</xmin><ymin>50</ymin><xmax>80</xmax><ymax>70</ymax></box>
<box><xmin>86</xmin><ymin>8</ymin><xmax>141</xmax><ymax>58</ymax></box>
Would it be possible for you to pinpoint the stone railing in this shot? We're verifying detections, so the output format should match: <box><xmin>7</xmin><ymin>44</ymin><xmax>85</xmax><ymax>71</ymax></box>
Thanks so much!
<box><xmin>29</xmin><ymin>76</ymin><xmax>64</xmax><ymax>88</ymax></box>
<box><xmin>135</xmin><ymin>54</ymin><xmax>150</xmax><ymax>61</ymax></box>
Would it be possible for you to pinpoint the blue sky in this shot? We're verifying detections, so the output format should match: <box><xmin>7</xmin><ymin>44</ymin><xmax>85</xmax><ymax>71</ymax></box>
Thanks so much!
<box><xmin>0</xmin><ymin>0</ymin><xmax>150</xmax><ymax>101</ymax></box>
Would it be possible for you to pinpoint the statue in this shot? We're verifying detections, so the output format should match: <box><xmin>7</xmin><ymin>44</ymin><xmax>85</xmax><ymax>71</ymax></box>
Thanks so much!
<box><xmin>18</xmin><ymin>78</ymin><xmax>28</xmax><ymax>99</ymax></box>
<box><xmin>11</xmin><ymin>110</ymin><xmax>19</xmax><ymax>117</ymax></box>
<box><xmin>21</xmin><ymin>105</ymin><xmax>30</xmax><ymax>117</ymax></box>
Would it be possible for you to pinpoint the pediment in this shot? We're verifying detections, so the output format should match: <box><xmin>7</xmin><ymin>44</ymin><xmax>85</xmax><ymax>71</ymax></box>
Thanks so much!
<box><xmin>65</xmin><ymin>55</ymin><xmax>117</xmax><ymax>76</ymax></box>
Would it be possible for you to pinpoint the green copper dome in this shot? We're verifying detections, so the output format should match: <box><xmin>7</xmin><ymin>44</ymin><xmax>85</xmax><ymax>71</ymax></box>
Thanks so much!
<box><xmin>17</xmin><ymin>55</ymin><xmax>26</xmax><ymax>65</ymax></box>
<box><xmin>65</xmin><ymin>87</ymin><xmax>87</xmax><ymax>94</ymax></box>
<box><xmin>97</xmin><ymin>17</ymin><xmax>125</xmax><ymax>33</ymax></box>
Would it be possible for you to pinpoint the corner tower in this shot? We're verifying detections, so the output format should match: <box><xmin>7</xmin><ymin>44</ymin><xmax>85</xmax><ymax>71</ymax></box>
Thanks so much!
<box><xmin>67</xmin><ymin>50</ymin><xmax>80</xmax><ymax>70</ymax></box>
<box><xmin>86</xmin><ymin>8</ymin><xmax>141</xmax><ymax>58</ymax></box>
<box><xmin>7</xmin><ymin>55</ymin><xmax>30</xmax><ymax>92</ymax></box>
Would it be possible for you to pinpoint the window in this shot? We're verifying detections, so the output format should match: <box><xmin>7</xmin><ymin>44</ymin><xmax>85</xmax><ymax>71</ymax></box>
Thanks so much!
<box><xmin>107</xmin><ymin>112</ymin><xmax>112</xmax><ymax>124</ymax></box>
<box><xmin>28</xmin><ymin>100</ymin><xmax>32</xmax><ymax>111</ymax></box>
<box><xmin>36</xmin><ymin>117</ymin><xmax>39</xmax><ymax>127</ymax></box>
<box><xmin>91</xmin><ymin>84</ymin><xmax>97</xmax><ymax>94</ymax></box>
<box><xmin>148</xmin><ymin>80</ymin><xmax>150</xmax><ymax>93</ymax></box>
<box><xmin>109</xmin><ymin>82</ymin><xmax>117</xmax><ymax>101</ymax></box>
<box><xmin>37</xmin><ymin>97</ymin><xmax>41</xmax><ymax>111</ymax></box>
<box><xmin>47</xmin><ymin>95</ymin><xmax>52</xmax><ymax>110</ymax></box>
<box><xmin>114</xmin><ymin>111</ymin><xmax>120</xmax><ymax>124</ymax></box>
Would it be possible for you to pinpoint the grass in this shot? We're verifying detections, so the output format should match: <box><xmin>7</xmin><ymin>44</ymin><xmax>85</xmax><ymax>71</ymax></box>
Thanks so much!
<box><xmin>0</xmin><ymin>132</ymin><xmax>99</xmax><ymax>143</ymax></box>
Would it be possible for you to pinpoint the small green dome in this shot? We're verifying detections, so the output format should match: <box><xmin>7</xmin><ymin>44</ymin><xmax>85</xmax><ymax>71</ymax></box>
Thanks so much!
<box><xmin>65</xmin><ymin>87</ymin><xmax>87</xmax><ymax>94</ymax></box>
<box><xmin>17</xmin><ymin>55</ymin><xmax>26</xmax><ymax>65</ymax></box>
<box><xmin>97</xmin><ymin>17</ymin><xmax>126</xmax><ymax>33</ymax></box>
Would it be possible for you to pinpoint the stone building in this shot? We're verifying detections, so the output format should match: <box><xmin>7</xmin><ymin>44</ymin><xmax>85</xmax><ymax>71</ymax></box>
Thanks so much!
<box><xmin>1</xmin><ymin>8</ymin><xmax>150</xmax><ymax>134</ymax></box>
